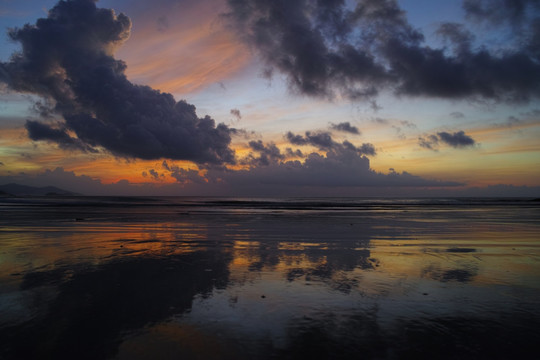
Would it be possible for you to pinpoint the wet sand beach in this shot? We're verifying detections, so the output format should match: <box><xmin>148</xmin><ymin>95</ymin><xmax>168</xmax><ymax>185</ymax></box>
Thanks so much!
<box><xmin>1</xmin><ymin>197</ymin><xmax>539</xmax><ymax>359</ymax></box>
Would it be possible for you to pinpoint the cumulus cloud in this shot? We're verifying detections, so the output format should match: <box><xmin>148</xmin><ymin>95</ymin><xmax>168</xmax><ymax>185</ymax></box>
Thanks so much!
<box><xmin>163</xmin><ymin>140</ymin><xmax>447</xmax><ymax>188</ymax></box>
<box><xmin>286</xmin><ymin>131</ymin><xmax>334</xmax><ymax>149</ymax></box>
<box><xmin>148</xmin><ymin>169</ymin><xmax>161</xmax><ymax>180</ymax></box>
<box><xmin>225</xmin><ymin>0</ymin><xmax>540</xmax><ymax>102</ymax></box>
<box><xmin>419</xmin><ymin>130</ymin><xmax>476</xmax><ymax>150</ymax></box>
<box><xmin>438</xmin><ymin>131</ymin><xmax>476</xmax><ymax>148</ymax></box>
<box><xmin>25</xmin><ymin>120</ymin><xmax>97</xmax><ymax>153</ymax></box>
<box><xmin>168</xmin><ymin>133</ymin><xmax>452</xmax><ymax>190</ymax></box>
<box><xmin>243</xmin><ymin>140</ymin><xmax>286</xmax><ymax>166</ymax></box>
<box><xmin>285</xmin><ymin>147</ymin><xmax>304</xmax><ymax>158</ymax></box>
<box><xmin>0</xmin><ymin>0</ymin><xmax>235</xmax><ymax>164</ymax></box>
<box><xmin>161</xmin><ymin>160</ymin><xmax>206</xmax><ymax>184</ymax></box>
<box><xmin>207</xmin><ymin>145</ymin><xmax>460</xmax><ymax>188</ymax></box>
<box><xmin>286</xmin><ymin>131</ymin><xmax>375</xmax><ymax>156</ymax></box>
<box><xmin>330</xmin><ymin>122</ymin><xmax>360</xmax><ymax>134</ymax></box>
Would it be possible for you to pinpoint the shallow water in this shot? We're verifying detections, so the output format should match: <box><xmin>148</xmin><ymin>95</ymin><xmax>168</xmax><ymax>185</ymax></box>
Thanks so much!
<box><xmin>1</xmin><ymin>197</ymin><xmax>539</xmax><ymax>359</ymax></box>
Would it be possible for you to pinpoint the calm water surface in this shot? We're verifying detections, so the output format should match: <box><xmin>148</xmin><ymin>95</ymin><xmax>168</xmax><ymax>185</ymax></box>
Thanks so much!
<box><xmin>0</xmin><ymin>197</ymin><xmax>539</xmax><ymax>359</ymax></box>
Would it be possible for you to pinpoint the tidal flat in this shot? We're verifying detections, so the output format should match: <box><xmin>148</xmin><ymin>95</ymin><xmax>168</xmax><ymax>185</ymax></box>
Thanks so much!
<box><xmin>1</xmin><ymin>197</ymin><xmax>539</xmax><ymax>359</ymax></box>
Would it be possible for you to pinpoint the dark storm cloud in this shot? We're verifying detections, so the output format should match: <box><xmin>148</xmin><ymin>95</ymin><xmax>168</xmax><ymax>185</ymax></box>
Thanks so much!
<box><xmin>225</xmin><ymin>0</ymin><xmax>540</xmax><ymax>102</ymax></box>
<box><xmin>162</xmin><ymin>160</ymin><xmax>171</xmax><ymax>171</ymax></box>
<box><xmin>225</xmin><ymin>0</ymin><xmax>390</xmax><ymax>99</ymax></box>
<box><xmin>170</xmin><ymin>168</ymin><xmax>205</xmax><ymax>184</ymax></box>
<box><xmin>25</xmin><ymin>120</ymin><xmax>96</xmax><ymax>153</ymax></box>
<box><xmin>244</xmin><ymin>140</ymin><xmax>285</xmax><ymax>166</ymax></box>
<box><xmin>285</xmin><ymin>147</ymin><xmax>303</xmax><ymax>158</ymax></box>
<box><xmin>438</xmin><ymin>131</ymin><xmax>476</xmax><ymax>148</ymax></box>
<box><xmin>330</xmin><ymin>122</ymin><xmax>360</xmax><ymax>134</ymax></box>
<box><xmin>0</xmin><ymin>0</ymin><xmax>235</xmax><ymax>164</ymax></box>
<box><xmin>528</xmin><ymin>18</ymin><xmax>540</xmax><ymax>58</ymax></box>
<box><xmin>419</xmin><ymin>130</ymin><xmax>476</xmax><ymax>150</ymax></box>
<box><xmin>286</xmin><ymin>131</ymin><xmax>376</xmax><ymax>156</ymax></box>
<box><xmin>161</xmin><ymin>160</ymin><xmax>205</xmax><ymax>184</ymax></box>
<box><xmin>148</xmin><ymin>169</ymin><xmax>161</xmax><ymax>180</ymax></box>
<box><xmin>248</xmin><ymin>140</ymin><xmax>281</xmax><ymax>157</ymax></box>
<box><xmin>436</xmin><ymin>22</ymin><xmax>474</xmax><ymax>51</ymax></box>
<box><xmin>462</xmin><ymin>0</ymin><xmax>540</xmax><ymax>26</ymax></box>
<box><xmin>286</xmin><ymin>131</ymin><xmax>335</xmax><ymax>149</ymax></box>
<box><xmin>207</xmin><ymin>144</ymin><xmax>460</xmax><ymax>188</ymax></box>
<box><xmin>31</xmin><ymin>100</ymin><xmax>56</xmax><ymax>119</ymax></box>
<box><xmin>285</xmin><ymin>132</ymin><xmax>309</xmax><ymax>146</ymax></box>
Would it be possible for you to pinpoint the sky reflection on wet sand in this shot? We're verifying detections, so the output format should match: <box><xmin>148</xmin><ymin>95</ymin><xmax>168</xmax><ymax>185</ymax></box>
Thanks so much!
<box><xmin>0</xmin><ymin>198</ymin><xmax>539</xmax><ymax>359</ymax></box>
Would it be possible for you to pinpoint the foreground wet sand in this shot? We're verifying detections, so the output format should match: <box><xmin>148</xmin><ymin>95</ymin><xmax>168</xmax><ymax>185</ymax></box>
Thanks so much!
<box><xmin>1</xmin><ymin>197</ymin><xmax>539</xmax><ymax>359</ymax></box>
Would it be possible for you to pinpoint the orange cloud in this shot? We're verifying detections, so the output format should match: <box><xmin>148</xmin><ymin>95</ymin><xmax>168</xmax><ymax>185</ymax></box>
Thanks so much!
<box><xmin>116</xmin><ymin>0</ymin><xmax>251</xmax><ymax>95</ymax></box>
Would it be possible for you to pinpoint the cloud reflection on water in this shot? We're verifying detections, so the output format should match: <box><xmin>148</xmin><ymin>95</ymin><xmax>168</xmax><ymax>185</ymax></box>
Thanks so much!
<box><xmin>0</xmin><ymin>199</ymin><xmax>539</xmax><ymax>359</ymax></box>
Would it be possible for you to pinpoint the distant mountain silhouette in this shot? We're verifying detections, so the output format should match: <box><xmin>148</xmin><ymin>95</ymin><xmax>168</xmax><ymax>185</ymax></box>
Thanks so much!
<box><xmin>0</xmin><ymin>183</ymin><xmax>78</xmax><ymax>196</ymax></box>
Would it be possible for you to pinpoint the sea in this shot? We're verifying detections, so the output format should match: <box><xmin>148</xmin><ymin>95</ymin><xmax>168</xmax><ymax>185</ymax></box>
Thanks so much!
<box><xmin>0</xmin><ymin>196</ymin><xmax>539</xmax><ymax>359</ymax></box>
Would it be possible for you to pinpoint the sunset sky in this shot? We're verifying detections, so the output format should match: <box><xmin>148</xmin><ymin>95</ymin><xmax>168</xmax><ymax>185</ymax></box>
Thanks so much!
<box><xmin>0</xmin><ymin>0</ymin><xmax>539</xmax><ymax>196</ymax></box>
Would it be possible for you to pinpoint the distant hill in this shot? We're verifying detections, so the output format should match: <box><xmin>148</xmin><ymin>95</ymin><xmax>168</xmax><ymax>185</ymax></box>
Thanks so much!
<box><xmin>0</xmin><ymin>183</ymin><xmax>78</xmax><ymax>196</ymax></box>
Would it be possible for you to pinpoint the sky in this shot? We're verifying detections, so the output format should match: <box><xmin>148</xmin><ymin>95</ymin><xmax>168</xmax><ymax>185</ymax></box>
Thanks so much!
<box><xmin>0</xmin><ymin>0</ymin><xmax>539</xmax><ymax>197</ymax></box>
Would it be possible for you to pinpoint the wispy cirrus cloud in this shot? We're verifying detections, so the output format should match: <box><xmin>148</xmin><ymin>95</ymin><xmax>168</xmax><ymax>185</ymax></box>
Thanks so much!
<box><xmin>117</xmin><ymin>0</ymin><xmax>251</xmax><ymax>95</ymax></box>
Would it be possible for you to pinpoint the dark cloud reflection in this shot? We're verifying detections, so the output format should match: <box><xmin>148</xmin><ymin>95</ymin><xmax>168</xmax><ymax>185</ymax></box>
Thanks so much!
<box><xmin>2</xmin><ymin>251</ymin><xmax>232</xmax><ymax>360</ymax></box>
<box><xmin>1</xmin><ymin>194</ymin><xmax>539</xmax><ymax>360</ymax></box>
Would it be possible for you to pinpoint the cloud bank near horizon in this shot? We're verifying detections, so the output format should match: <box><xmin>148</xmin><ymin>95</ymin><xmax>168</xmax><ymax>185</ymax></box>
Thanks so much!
<box><xmin>2</xmin><ymin>166</ymin><xmax>539</xmax><ymax>197</ymax></box>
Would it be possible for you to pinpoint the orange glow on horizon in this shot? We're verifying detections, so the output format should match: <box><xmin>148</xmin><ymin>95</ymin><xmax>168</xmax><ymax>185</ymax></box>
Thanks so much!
<box><xmin>1</xmin><ymin>112</ymin><xmax>539</xmax><ymax>189</ymax></box>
